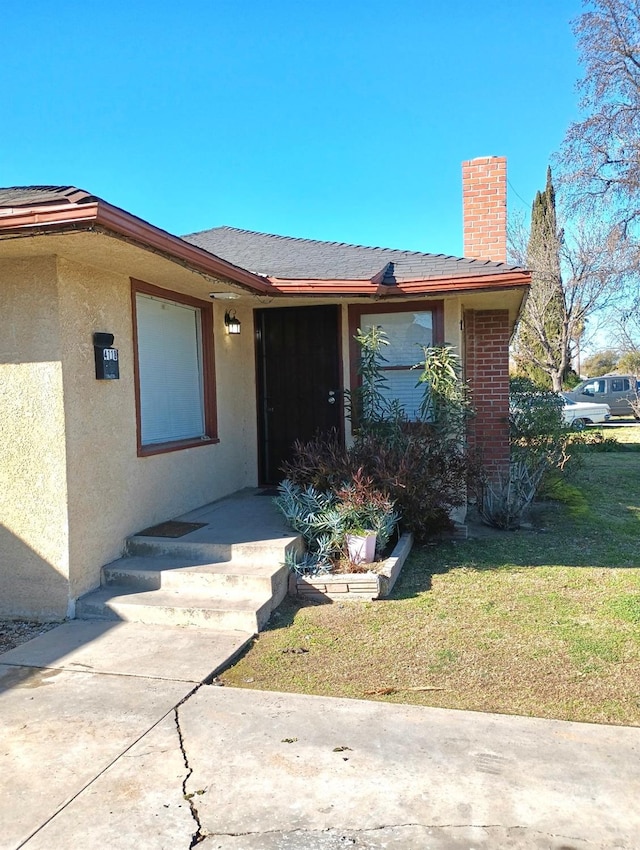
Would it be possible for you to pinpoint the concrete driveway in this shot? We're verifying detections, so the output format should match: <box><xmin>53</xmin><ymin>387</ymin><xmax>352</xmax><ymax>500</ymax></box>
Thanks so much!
<box><xmin>1</xmin><ymin>621</ymin><xmax>639</xmax><ymax>849</ymax></box>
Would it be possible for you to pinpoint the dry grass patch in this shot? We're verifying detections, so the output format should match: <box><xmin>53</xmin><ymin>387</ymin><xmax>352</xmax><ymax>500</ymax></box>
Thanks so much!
<box><xmin>600</xmin><ymin>423</ymin><xmax>640</xmax><ymax>444</ymax></box>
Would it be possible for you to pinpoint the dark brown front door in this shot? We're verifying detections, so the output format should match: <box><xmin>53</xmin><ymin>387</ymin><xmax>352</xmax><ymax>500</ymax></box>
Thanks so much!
<box><xmin>256</xmin><ymin>305</ymin><xmax>342</xmax><ymax>484</ymax></box>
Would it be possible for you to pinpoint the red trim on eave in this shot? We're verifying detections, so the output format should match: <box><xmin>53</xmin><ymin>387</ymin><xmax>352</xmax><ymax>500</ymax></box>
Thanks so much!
<box><xmin>94</xmin><ymin>203</ymin><xmax>274</xmax><ymax>294</ymax></box>
<box><xmin>0</xmin><ymin>200</ymin><xmax>276</xmax><ymax>296</ymax></box>
<box><xmin>266</xmin><ymin>270</ymin><xmax>531</xmax><ymax>295</ymax></box>
<box><xmin>0</xmin><ymin>200</ymin><xmax>531</xmax><ymax>299</ymax></box>
<box><xmin>0</xmin><ymin>202</ymin><xmax>99</xmax><ymax>228</ymax></box>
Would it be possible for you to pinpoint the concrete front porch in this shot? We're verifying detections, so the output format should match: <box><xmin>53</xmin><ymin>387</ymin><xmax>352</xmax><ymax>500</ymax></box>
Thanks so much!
<box><xmin>76</xmin><ymin>489</ymin><xmax>302</xmax><ymax>634</ymax></box>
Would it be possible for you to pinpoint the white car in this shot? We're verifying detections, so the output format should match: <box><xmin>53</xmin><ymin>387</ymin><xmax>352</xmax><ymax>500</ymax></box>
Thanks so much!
<box><xmin>560</xmin><ymin>393</ymin><xmax>611</xmax><ymax>428</ymax></box>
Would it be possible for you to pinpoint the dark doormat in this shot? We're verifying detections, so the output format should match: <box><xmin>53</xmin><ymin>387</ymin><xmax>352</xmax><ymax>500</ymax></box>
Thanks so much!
<box><xmin>256</xmin><ymin>488</ymin><xmax>279</xmax><ymax>496</ymax></box>
<box><xmin>136</xmin><ymin>521</ymin><xmax>207</xmax><ymax>538</ymax></box>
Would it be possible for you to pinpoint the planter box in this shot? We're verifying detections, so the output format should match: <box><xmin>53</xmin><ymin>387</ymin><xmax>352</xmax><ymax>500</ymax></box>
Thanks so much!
<box><xmin>290</xmin><ymin>532</ymin><xmax>413</xmax><ymax>602</ymax></box>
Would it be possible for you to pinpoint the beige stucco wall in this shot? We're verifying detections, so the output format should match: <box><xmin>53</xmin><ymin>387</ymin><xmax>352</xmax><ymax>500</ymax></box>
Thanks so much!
<box><xmin>443</xmin><ymin>297</ymin><xmax>463</xmax><ymax>349</ymax></box>
<box><xmin>0</xmin><ymin>257</ymin><xmax>71</xmax><ymax>619</ymax></box>
<box><xmin>0</xmin><ymin>247</ymin><xmax>259</xmax><ymax>619</ymax></box>
<box><xmin>56</xmin><ymin>258</ymin><xmax>258</xmax><ymax>606</ymax></box>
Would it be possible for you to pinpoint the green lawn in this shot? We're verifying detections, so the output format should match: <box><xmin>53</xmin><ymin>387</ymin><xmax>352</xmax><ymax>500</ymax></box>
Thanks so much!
<box><xmin>221</xmin><ymin>445</ymin><xmax>640</xmax><ymax>726</ymax></box>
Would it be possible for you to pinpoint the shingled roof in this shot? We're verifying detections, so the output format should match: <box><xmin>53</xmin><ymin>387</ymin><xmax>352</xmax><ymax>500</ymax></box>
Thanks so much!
<box><xmin>0</xmin><ymin>186</ymin><xmax>529</xmax><ymax>298</ymax></box>
<box><xmin>0</xmin><ymin>186</ymin><xmax>99</xmax><ymax>208</ymax></box>
<box><xmin>182</xmin><ymin>225</ymin><xmax>523</xmax><ymax>283</ymax></box>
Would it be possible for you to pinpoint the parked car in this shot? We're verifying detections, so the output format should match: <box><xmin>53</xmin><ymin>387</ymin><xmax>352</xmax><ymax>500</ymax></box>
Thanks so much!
<box><xmin>560</xmin><ymin>393</ymin><xmax>610</xmax><ymax>428</ymax></box>
<box><xmin>563</xmin><ymin>374</ymin><xmax>638</xmax><ymax>417</ymax></box>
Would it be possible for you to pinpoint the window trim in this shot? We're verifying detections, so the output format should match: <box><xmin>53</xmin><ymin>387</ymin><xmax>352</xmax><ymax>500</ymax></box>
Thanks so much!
<box><xmin>347</xmin><ymin>300</ymin><xmax>444</xmax><ymax>417</ymax></box>
<box><xmin>131</xmin><ymin>279</ymin><xmax>218</xmax><ymax>456</ymax></box>
<box><xmin>611</xmin><ymin>378</ymin><xmax>630</xmax><ymax>392</ymax></box>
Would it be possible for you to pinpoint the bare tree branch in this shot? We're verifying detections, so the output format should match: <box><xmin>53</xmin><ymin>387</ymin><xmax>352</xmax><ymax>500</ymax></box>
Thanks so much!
<box><xmin>559</xmin><ymin>0</ymin><xmax>640</xmax><ymax>230</ymax></box>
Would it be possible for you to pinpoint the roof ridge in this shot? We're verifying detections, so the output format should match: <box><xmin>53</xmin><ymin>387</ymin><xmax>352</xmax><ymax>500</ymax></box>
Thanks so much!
<box><xmin>0</xmin><ymin>186</ymin><xmax>98</xmax><ymax>206</ymax></box>
<box><xmin>184</xmin><ymin>223</ymin><xmax>492</xmax><ymax>263</ymax></box>
<box><xmin>0</xmin><ymin>184</ymin><xmax>75</xmax><ymax>191</ymax></box>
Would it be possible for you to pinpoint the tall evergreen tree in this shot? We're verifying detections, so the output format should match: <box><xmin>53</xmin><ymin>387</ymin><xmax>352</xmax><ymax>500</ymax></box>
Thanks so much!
<box><xmin>514</xmin><ymin>167</ymin><xmax>568</xmax><ymax>391</ymax></box>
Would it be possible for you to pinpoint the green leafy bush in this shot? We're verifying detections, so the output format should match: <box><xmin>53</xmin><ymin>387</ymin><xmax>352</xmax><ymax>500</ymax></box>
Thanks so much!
<box><xmin>274</xmin><ymin>475</ymin><xmax>399</xmax><ymax>575</ymax></box>
<box><xmin>283</xmin><ymin>327</ymin><xmax>475</xmax><ymax>542</ymax></box>
<box><xmin>479</xmin><ymin>377</ymin><xmax>573</xmax><ymax>529</ymax></box>
<box><xmin>509</xmin><ymin>377</ymin><xmax>568</xmax><ymax>470</ymax></box>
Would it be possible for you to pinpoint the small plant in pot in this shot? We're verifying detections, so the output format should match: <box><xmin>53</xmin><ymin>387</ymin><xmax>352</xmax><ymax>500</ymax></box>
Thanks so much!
<box><xmin>334</xmin><ymin>470</ymin><xmax>399</xmax><ymax>568</ymax></box>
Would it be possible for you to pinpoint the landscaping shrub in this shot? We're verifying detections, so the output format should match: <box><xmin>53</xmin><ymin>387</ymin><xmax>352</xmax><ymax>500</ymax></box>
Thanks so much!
<box><xmin>349</xmin><ymin>426</ymin><xmax>471</xmax><ymax>538</ymax></box>
<box><xmin>281</xmin><ymin>430</ymin><xmax>351</xmax><ymax>491</ymax></box>
<box><xmin>477</xmin><ymin>461</ymin><xmax>540</xmax><ymax>530</ymax></box>
<box><xmin>274</xmin><ymin>473</ymin><xmax>399</xmax><ymax>575</ymax></box>
<box><xmin>333</xmin><ymin>469</ymin><xmax>399</xmax><ymax>546</ymax></box>
<box><xmin>281</xmin><ymin>328</ymin><xmax>475</xmax><ymax>543</ymax></box>
<box><xmin>274</xmin><ymin>481</ymin><xmax>338</xmax><ymax>574</ymax></box>
<box><xmin>479</xmin><ymin>377</ymin><xmax>573</xmax><ymax>529</ymax></box>
<box><xmin>509</xmin><ymin>377</ymin><xmax>570</xmax><ymax>473</ymax></box>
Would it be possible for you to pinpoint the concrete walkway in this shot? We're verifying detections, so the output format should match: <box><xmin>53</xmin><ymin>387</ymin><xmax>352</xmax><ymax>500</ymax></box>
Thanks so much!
<box><xmin>2</xmin><ymin>622</ymin><xmax>640</xmax><ymax>849</ymax></box>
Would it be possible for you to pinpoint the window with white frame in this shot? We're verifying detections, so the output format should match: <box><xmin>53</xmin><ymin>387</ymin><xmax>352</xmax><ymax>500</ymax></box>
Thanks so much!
<box><xmin>132</xmin><ymin>282</ymin><xmax>217</xmax><ymax>452</ymax></box>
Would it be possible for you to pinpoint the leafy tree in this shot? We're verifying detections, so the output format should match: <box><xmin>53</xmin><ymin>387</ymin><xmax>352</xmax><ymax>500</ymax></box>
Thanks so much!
<box><xmin>618</xmin><ymin>349</ymin><xmax>640</xmax><ymax>374</ymax></box>
<box><xmin>582</xmin><ymin>349</ymin><xmax>620</xmax><ymax>376</ymax></box>
<box><xmin>561</xmin><ymin>0</ymin><xmax>640</xmax><ymax>231</ymax></box>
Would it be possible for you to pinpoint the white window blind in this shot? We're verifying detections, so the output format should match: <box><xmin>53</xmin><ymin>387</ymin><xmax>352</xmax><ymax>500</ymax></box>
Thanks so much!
<box><xmin>360</xmin><ymin>311</ymin><xmax>433</xmax><ymax>419</ymax></box>
<box><xmin>136</xmin><ymin>293</ymin><xmax>205</xmax><ymax>445</ymax></box>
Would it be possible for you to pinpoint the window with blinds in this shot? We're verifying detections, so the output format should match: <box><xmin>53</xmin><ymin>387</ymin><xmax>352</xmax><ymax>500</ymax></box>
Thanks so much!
<box><xmin>359</xmin><ymin>310</ymin><xmax>433</xmax><ymax>419</ymax></box>
<box><xmin>132</xmin><ymin>282</ymin><xmax>217</xmax><ymax>452</ymax></box>
<box><xmin>348</xmin><ymin>304</ymin><xmax>444</xmax><ymax>422</ymax></box>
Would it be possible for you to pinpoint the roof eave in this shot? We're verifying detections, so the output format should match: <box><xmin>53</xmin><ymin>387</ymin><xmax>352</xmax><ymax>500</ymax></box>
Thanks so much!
<box><xmin>0</xmin><ymin>200</ymin><xmax>276</xmax><ymax>295</ymax></box>
<box><xmin>265</xmin><ymin>270</ymin><xmax>531</xmax><ymax>296</ymax></box>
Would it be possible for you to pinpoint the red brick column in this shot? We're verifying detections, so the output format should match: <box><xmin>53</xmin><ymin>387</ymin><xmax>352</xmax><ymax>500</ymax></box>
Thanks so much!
<box><xmin>464</xmin><ymin>309</ymin><xmax>510</xmax><ymax>475</ymax></box>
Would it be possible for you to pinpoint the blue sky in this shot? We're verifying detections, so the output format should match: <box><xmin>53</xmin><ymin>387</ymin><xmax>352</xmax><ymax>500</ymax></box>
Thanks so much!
<box><xmin>2</xmin><ymin>0</ymin><xmax>583</xmax><ymax>257</ymax></box>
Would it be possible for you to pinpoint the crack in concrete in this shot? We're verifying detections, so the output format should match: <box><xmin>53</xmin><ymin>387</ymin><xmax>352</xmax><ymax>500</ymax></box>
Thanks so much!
<box><xmin>174</xmin><ymin>704</ymin><xmax>206</xmax><ymax>848</ymax></box>
<box><xmin>206</xmin><ymin>823</ymin><xmax>595</xmax><ymax>845</ymax></box>
<box><xmin>14</xmin><ymin>678</ymin><xmax>204</xmax><ymax>850</ymax></box>
<box><xmin>210</xmin><ymin>826</ymin><xmax>490</xmax><ymax>837</ymax></box>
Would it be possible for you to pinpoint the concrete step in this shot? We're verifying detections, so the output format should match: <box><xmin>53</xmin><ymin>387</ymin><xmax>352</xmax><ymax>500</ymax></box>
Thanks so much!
<box><xmin>77</xmin><ymin>490</ymin><xmax>305</xmax><ymax>635</ymax></box>
<box><xmin>101</xmin><ymin>554</ymin><xmax>289</xmax><ymax>600</ymax></box>
<box><xmin>76</xmin><ymin>585</ymin><xmax>274</xmax><ymax>633</ymax></box>
<box><xmin>124</xmin><ymin>534</ymin><xmax>299</xmax><ymax>564</ymax></box>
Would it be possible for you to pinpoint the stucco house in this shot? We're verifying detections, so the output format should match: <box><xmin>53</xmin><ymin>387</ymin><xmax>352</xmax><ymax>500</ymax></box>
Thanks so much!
<box><xmin>0</xmin><ymin>156</ymin><xmax>530</xmax><ymax>620</ymax></box>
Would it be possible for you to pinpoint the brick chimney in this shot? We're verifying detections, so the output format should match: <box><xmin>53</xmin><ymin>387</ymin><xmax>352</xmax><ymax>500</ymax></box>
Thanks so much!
<box><xmin>462</xmin><ymin>156</ymin><xmax>507</xmax><ymax>262</ymax></box>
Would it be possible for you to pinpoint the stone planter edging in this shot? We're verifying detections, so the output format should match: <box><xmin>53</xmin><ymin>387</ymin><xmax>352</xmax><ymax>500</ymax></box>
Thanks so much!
<box><xmin>289</xmin><ymin>532</ymin><xmax>414</xmax><ymax>602</ymax></box>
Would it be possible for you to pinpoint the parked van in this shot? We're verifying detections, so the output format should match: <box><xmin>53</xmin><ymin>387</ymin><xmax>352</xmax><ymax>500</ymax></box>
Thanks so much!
<box><xmin>564</xmin><ymin>374</ymin><xmax>639</xmax><ymax>417</ymax></box>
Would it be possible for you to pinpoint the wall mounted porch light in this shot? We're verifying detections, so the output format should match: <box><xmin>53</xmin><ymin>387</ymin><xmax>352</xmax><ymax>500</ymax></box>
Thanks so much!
<box><xmin>209</xmin><ymin>291</ymin><xmax>241</xmax><ymax>300</ymax></box>
<box><xmin>224</xmin><ymin>310</ymin><xmax>241</xmax><ymax>335</ymax></box>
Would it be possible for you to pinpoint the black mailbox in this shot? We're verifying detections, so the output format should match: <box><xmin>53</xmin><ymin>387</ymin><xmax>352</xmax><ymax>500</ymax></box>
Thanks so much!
<box><xmin>93</xmin><ymin>332</ymin><xmax>119</xmax><ymax>380</ymax></box>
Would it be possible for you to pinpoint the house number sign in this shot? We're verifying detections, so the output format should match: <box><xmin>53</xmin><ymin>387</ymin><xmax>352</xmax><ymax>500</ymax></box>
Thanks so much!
<box><xmin>93</xmin><ymin>332</ymin><xmax>120</xmax><ymax>380</ymax></box>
